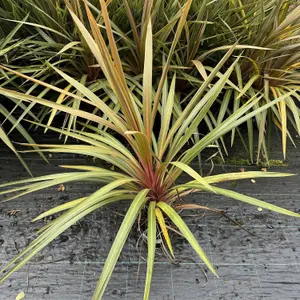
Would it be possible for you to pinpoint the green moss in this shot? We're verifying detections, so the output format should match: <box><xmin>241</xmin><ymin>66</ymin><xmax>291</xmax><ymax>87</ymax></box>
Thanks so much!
<box><xmin>258</xmin><ymin>159</ymin><xmax>287</xmax><ymax>167</ymax></box>
<box><xmin>226</xmin><ymin>157</ymin><xmax>251</xmax><ymax>165</ymax></box>
<box><xmin>231</xmin><ymin>181</ymin><xmax>238</xmax><ymax>188</ymax></box>
<box><xmin>212</xmin><ymin>156</ymin><xmax>224</xmax><ymax>164</ymax></box>
<box><xmin>213</xmin><ymin>156</ymin><xmax>251</xmax><ymax>165</ymax></box>
<box><xmin>212</xmin><ymin>156</ymin><xmax>287</xmax><ymax>167</ymax></box>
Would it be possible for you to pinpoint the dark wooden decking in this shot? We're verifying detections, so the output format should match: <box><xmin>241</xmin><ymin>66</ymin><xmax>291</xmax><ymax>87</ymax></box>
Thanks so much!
<box><xmin>0</xmin><ymin>132</ymin><xmax>300</xmax><ymax>300</ymax></box>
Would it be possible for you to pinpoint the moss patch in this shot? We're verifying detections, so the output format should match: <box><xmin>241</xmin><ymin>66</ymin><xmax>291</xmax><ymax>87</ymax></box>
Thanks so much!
<box><xmin>226</xmin><ymin>157</ymin><xmax>252</xmax><ymax>165</ymax></box>
<box><xmin>258</xmin><ymin>159</ymin><xmax>287</xmax><ymax>167</ymax></box>
<box><xmin>212</xmin><ymin>156</ymin><xmax>287</xmax><ymax>167</ymax></box>
<box><xmin>212</xmin><ymin>156</ymin><xmax>251</xmax><ymax>165</ymax></box>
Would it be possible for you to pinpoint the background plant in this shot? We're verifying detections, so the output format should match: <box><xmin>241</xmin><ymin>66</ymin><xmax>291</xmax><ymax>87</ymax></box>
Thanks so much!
<box><xmin>0</xmin><ymin>18</ymin><xmax>48</xmax><ymax>173</ymax></box>
<box><xmin>2</xmin><ymin>0</ymin><xmax>299</xmax><ymax>164</ymax></box>
<box><xmin>203</xmin><ymin>0</ymin><xmax>300</xmax><ymax>163</ymax></box>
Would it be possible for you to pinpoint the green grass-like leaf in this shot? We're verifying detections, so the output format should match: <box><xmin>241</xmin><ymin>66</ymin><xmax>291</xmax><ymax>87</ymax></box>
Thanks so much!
<box><xmin>157</xmin><ymin>202</ymin><xmax>218</xmax><ymax>277</ymax></box>
<box><xmin>92</xmin><ymin>189</ymin><xmax>149</xmax><ymax>300</ymax></box>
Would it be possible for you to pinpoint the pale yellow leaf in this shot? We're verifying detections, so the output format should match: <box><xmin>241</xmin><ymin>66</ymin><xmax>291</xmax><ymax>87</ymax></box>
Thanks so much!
<box><xmin>16</xmin><ymin>291</ymin><xmax>25</xmax><ymax>300</ymax></box>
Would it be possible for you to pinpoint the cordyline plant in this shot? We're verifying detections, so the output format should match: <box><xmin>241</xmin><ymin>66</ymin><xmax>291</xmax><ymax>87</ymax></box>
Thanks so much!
<box><xmin>0</xmin><ymin>1</ymin><xmax>299</xmax><ymax>299</ymax></box>
<box><xmin>211</xmin><ymin>1</ymin><xmax>300</xmax><ymax>163</ymax></box>
<box><xmin>0</xmin><ymin>0</ymin><xmax>216</xmax><ymax>145</ymax></box>
<box><xmin>0</xmin><ymin>0</ymin><xmax>201</xmax><ymax>82</ymax></box>
<box><xmin>0</xmin><ymin>17</ymin><xmax>47</xmax><ymax>174</ymax></box>
<box><xmin>0</xmin><ymin>0</ymin><xmax>101</xmax><ymax>82</ymax></box>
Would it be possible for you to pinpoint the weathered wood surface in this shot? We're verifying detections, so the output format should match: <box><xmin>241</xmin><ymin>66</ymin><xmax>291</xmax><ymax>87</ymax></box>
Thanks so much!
<box><xmin>0</xmin><ymin>133</ymin><xmax>300</xmax><ymax>300</ymax></box>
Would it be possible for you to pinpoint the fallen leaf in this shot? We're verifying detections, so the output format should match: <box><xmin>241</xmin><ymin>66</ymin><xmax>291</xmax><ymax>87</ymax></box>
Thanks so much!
<box><xmin>7</xmin><ymin>210</ymin><xmax>21</xmax><ymax>215</ymax></box>
<box><xmin>58</xmin><ymin>184</ymin><xmax>65</xmax><ymax>192</ymax></box>
<box><xmin>251</xmin><ymin>179</ymin><xmax>256</xmax><ymax>183</ymax></box>
<box><xmin>261</xmin><ymin>168</ymin><xmax>267</xmax><ymax>172</ymax></box>
<box><xmin>16</xmin><ymin>291</ymin><xmax>25</xmax><ymax>300</ymax></box>
<box><xmin>257</xmin><ymin>207</ymin><xmax>263</xmax><ymax>212</ymax></box>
